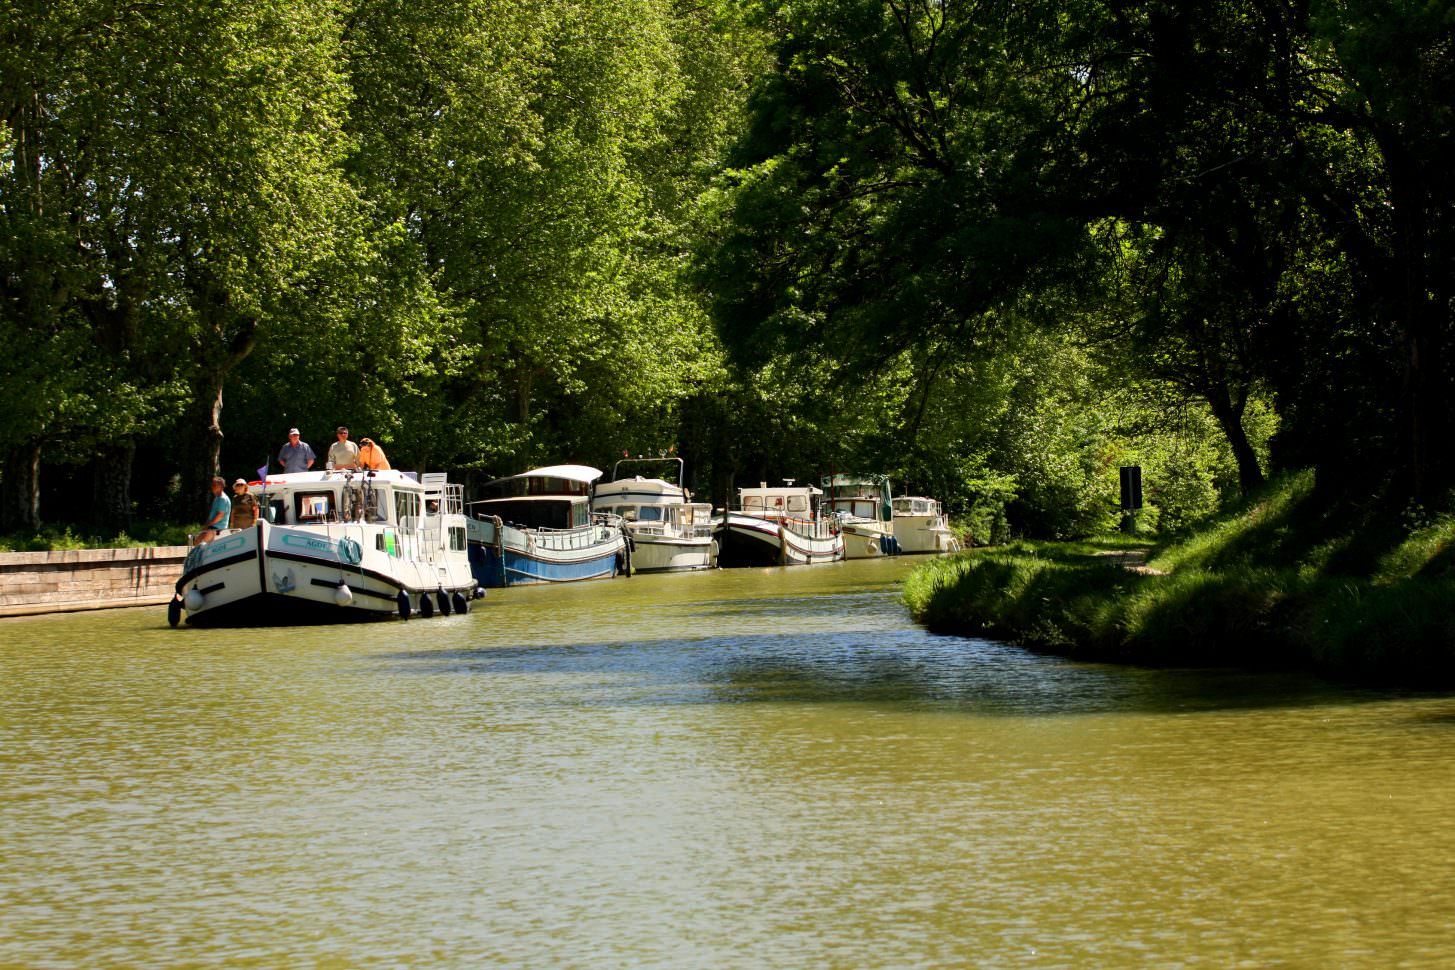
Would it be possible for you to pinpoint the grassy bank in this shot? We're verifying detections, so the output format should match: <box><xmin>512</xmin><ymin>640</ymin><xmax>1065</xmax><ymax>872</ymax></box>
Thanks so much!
<box><xmin>904</xmin><ymin>471</ymin><xmax>1455</xmax><ymax>683</ymax></box>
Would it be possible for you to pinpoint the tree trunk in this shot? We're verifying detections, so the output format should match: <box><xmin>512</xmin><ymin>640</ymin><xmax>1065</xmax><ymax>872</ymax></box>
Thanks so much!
<box><xmin>1</xmin><ymin>442</ymin><xmax>43</xmax><ymax>532</ymax></box>
<box><xmin>1384</xmin><ymin>141</ymin><xmax>1445</xmax><ymax>501</ymax></box>
<box><xmin>1206</xmin><ymin>385</ymin><xmax>1265</xmax><ymax>495</ymax></box>
<box><xmin>92</xmin><ymin>439</ymin><xmax>136</xmax><ymax>532</ymax></box>
<box><xmin>178</xmin><ymin>375</ymin><xmax>225</xmax><ymax>517</ymax></box>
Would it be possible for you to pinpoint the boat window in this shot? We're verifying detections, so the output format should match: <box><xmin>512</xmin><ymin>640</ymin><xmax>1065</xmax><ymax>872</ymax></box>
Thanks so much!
<box><xmin>376</xmin><ymin>530</ymin><xmax>400</xmax><ymax>557</ymax></box>
<box><xmin>638</xmin><ymin>506</ymin><xmax>662</xmax><ymax>522</ymax></box>
<box><xmin>296</xmin><ymin>492</ymin><xmax>334</xmax><ymax>523</ymax></box>
<box><xmin>449</xmin><ymin>527</ymin><xmax>466</xmax><ymax>551</ymax></box>
<box><xmin>394</xmin><ymin>490</ymin><xmax>421</xmax><ymax>528</ymax></box>
<box><xmin>744</xmin><ymin>495</ymin><xmax>764</xmax><ymax>510</ymax></box>
<box><xmin>786</xmin><ymin>496</ymin><xmax>807</xmax><ymax>512</ymax></box>
<box><xmin>477</xmin><ymin>499</ymin><xmax>573</xmax><ymax>530</ymax></box>
<box><xmin>573</xmin><ymin>503</ymin><xmax>588</xmax><ymax>528</ymax></box>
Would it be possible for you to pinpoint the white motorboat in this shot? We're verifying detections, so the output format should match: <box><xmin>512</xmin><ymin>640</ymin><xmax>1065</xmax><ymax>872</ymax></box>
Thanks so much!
<box><xmin>824</xmin><ymin>474</ymin><xmax>902</xmax><ymax>559</ymax></box>
<box><xmin>465</xmin><ymin>464</ymin><xmax>626</xmax><ymax>586</ymax></box>
<box><xmin>892</xmin><ymin>495</ymin><xmax>961</xmax><ymax>554</ymax></box>
<box><xmin>714</xmin><ymin>480</ymin><xmax>845</xmax><ymax>567</ymax></box>
<box><xmin>593</xmin><ymin>458</ymin><xmax>716</xmax><ymax>572</ymax></box>
<box><xmin>169</xmin><ymin>470</ymin><xmax>479</xmax><ymax>627</ymax></box>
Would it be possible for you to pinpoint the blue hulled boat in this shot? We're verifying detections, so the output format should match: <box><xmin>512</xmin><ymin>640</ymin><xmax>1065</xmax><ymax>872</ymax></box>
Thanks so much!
<box><xmin>465</xmin><ymin>464</ymin><xmax>626</xmax><ymax>587</ymax></box>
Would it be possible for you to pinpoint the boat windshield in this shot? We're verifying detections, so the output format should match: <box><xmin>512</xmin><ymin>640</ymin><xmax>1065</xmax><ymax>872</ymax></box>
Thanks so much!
<box><xmin>475</xmin><ymin>498</ymin><xmax>587</xmax><ymax>530</ymax></box>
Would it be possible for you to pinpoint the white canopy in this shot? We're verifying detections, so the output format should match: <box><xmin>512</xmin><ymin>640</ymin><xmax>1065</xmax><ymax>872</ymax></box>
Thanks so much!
<box><xmin>511</xmin><ymin>464</ymin><xmax>603</xmax><ymax>484</ymax></box>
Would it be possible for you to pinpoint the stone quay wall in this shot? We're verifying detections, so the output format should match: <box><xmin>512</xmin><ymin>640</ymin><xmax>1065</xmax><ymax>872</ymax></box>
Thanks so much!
<box><xmin>0</xmin><ymin>547</ymin><xmax>189</xmax><ymax>618</ymax></box>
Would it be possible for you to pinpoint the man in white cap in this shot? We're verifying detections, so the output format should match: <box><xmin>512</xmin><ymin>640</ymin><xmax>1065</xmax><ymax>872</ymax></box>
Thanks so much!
<box><xmin>278</xmin><ymin>428</ymin><xmax>315</xmax><ymax>473</ymax></box>
<box><xmin>229</xmin><ymin>479</ymin><xmax>259</xmax><ymax>529</ymax></box>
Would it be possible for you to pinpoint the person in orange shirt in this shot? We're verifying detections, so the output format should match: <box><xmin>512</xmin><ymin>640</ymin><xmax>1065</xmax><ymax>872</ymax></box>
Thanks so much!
<box><xmin>357</xmin><ymin>437</ymin><xmax>391</xmax><ymax>470</ymax></box>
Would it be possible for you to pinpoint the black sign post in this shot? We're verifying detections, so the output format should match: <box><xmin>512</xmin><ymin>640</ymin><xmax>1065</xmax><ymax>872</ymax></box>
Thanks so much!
<box><xmin>1119</xmin><ymin>466</ymin><xmax>1143</xmax><ymax>511</ymax></box>
<box><xmin>1119</xmin><ymin>465</ymin><xmax>1143</xmax><ymax>533</ymax></box>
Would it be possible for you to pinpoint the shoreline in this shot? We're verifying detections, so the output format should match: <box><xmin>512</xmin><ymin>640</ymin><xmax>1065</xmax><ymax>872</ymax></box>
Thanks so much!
<box><xmin>903</xmin><ymin>479</ymin><xmax>1455</xmax><ymax>687</ymax></box>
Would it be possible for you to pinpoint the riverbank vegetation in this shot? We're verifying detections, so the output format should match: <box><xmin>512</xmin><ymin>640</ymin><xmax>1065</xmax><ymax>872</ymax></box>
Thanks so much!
<box><xmin>5</xmin><ymin>0</ymin><xmax>1455</xmax><ymax>626</ymax></box>
<box><xmin>0</xmin><ymin>522</ymin><xmax>194</xmax><ymax>554</ymax></box>
<box><xmin>905</xmin><ymin>473</ymin><xmax>1455</xmax><ymax>683</ymax></box>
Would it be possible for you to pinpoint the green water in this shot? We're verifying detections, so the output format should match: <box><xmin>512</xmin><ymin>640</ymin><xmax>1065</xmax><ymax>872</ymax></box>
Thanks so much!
<box><xmin>2</xmin><ymin>559</ymin><xmax>1453</xmax><ymax>967</ymax></box>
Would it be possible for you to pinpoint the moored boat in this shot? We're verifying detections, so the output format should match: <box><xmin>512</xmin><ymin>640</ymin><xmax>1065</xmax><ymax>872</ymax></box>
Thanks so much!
<box><xmin>714</xmin><ymin>481</ymin><xmax>845</xmax><ymax>567</ymax></box>
<box><xmin>169</xmin><ymin>470</ymin><xmax>479</xmax><ymax>627</ymax></box>
<box><xmin>824</xmin><ymin>474</ymin><xmax>901</xmax><ymax>559</ymax></box>
<box><xmin>592</xmin><ymin>458</ymin><xmax>716</xmax><ymax>572</ymax></box>
<box><xmin>465</xmin><ymin>464</ymin><xmax>626</xmax><ymax>586</ymax></box>
<box><xmin>892</xmin><ymin>495</ymin><xmax>961</xmax><ymax>554</ymax></box>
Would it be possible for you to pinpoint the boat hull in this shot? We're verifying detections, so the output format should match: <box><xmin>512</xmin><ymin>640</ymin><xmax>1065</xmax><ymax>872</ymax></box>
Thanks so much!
<box><xmin>467</xmin><ymin>517</ymin><xmax>624</xmax><ymax>587</ymax></box>
<box><xmin>893</xmin><ymin>515</ymin><xmax>961</xmax><ymax>554</ymax></box>
<box><xmin>714</xmin><ymin>515</ymin><xmax>782</xmax><ymax>568</ymax></box>
<box><xmin>779</xmin><ymin>524</ymin><xmax>846</xmax><ymax>565</ymax></box>
<box><xmin>627</xmin><ymin>534</ymin><xmax>717</xmax><ymax>572</ymax></box>
<box><xmin>840</xmin><ymin>521</ymin><xmax>901</xmax><ymax>559</ymax></box>
<box><xmin>714</xmin><ymin>514</ymin><xmax>844</xmax><ymax>567</ymax></box>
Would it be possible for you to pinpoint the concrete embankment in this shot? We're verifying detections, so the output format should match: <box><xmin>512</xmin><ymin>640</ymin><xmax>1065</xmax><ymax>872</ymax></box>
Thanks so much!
<box><xmin>0</xmin><ymin>547</ymin><xmax>188</xmax><ymax>617</ymax></box>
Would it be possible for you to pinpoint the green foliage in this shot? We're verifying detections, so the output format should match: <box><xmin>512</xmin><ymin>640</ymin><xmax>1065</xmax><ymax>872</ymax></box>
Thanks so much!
<box><xmin>0</xmin><ymin>520</ymin><xmax>193</xmax><ymax>552</ymax></box>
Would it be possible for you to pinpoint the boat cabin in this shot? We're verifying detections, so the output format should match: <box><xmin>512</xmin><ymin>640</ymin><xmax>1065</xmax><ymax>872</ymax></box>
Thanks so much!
<box><xmin>255</xmin><ymin>470</ymin><xmax>456</xmax><ymax>528</ymax></box>
<box><xmin>594</xmin><ymin>476</ymin><xmax>710</xmax><ymax>533</ymax></box>
<box><xmin>893</xmin><ymin>496</ymin><xmax>944</xmax><ymax>518</ymax></box>
<box><xmin>823</xmin><ymin>475</ymin><xmax>891</xmax><ymax>522</ymax></box>
<box><xmin>469</xmin><ymin>464</ymin><xmax>602</xmax><ymax>532</ymax></box>
<box><xmin>736</xmin><ymin>481</ymin><xmax>824</xmax><ymax>521</ymax></box>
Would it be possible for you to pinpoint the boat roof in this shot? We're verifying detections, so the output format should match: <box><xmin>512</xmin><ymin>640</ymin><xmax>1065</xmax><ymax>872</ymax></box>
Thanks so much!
<box><xmin>481</xmin><ymin>464</ymin><xmax>602</xmax><ymax>488</ymax></box>
<box><xmin>471</xmin><ymin>494</ymin><xmax>588</xmax><ymax>504</ymax></box>
<box><xmin>594</xmin><ymin>476</ymin><xmax>685</xmax><ymax>500</ymax></box>
<box><xmin>824</xmin><ymin>473</ymin><xmax>887</xmax><ymax>487</ymax></box>
<box><xmin>739</xmin><ymin>484</ymin><xmax>823</xmax><ymax>497</ymax></box>
<box><xmin>259</xmin><ymin>470</ymin><xmax>424</xmax><ymax>488</ymax></box>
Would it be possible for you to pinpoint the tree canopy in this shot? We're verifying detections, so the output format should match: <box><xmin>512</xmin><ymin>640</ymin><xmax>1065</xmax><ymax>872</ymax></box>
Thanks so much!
<box><xmin>2</xmin><ymin>0</ymin><xmax>1448</xmax><ymax>536</ymax></box>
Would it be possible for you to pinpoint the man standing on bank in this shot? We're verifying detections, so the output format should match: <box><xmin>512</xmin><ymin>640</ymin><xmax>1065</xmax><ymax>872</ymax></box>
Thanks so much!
<box><xmin>278</xmin><ymin>428</ymin><xmax>315</xmax><ymax>473</ymax></box>
<box><xmin>327</xmin><ymin>425</ymin><xmax>360</xmax><ymax>470</ymax></box>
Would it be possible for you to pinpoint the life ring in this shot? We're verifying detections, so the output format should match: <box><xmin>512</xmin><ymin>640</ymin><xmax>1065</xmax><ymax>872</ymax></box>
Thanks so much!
<box><xmin>337</xmin><ymin>537</ymin><xmax>363</xmax><ymax>565</ymax></box>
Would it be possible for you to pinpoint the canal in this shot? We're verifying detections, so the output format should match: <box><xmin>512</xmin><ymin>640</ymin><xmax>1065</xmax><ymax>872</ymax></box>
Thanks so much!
<box><xmin>2</xmin><ymin>558</ymin><xmax>1452</xmax><ymax>966</ymax></box>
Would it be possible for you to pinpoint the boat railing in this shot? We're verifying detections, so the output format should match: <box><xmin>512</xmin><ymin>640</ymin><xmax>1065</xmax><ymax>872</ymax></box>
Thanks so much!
<box><xmin>503</xmin><ymin>520</ymin><xmax>619</xmax><ymax>552</ymax></box>
<box><xmin>187</xmin><ymin>527</ymin><xmax>242</xmax><ymax>547</ymax></box>
<box><xmin>781</xmin><ymin>515</ymin><xmax>837</xmax><ymax>540</ymax></box>
<box><xmin>421</xmin><ymin>474</ymin><xmax>463</xmax><ymax>515</ymax></box>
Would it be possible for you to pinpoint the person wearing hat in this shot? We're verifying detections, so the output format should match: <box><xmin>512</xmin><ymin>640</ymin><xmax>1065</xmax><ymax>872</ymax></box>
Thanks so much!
<box><xmin>229</xmin><ymin>479</ymin><xmax>260</xmax><ymax>529</ymax></box>
<box><xmin>326</xmin><ymin>426</ymin><xmax>360</xmax><ymax>470</ymax></box>
<box><xmin>357</xmin><ymin>437</ymin><xmax>391</xmax><ymax>471</ymax></box>
<box><xmin>278</xmin><ymin>428</ymin><xmax>315</xmax><ymax>473</ymax></box>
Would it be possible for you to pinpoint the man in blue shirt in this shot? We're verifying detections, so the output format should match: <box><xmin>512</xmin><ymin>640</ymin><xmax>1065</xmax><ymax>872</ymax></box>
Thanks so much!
<box><xmin>278</xmin><ymin>427</ymin><xmax>316</xmax><ymax>473</ymax></box>
<box><xmin>196</xmin><ymin>476</ymin><xmax>231</xmax><ymax>544</ymax></box>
